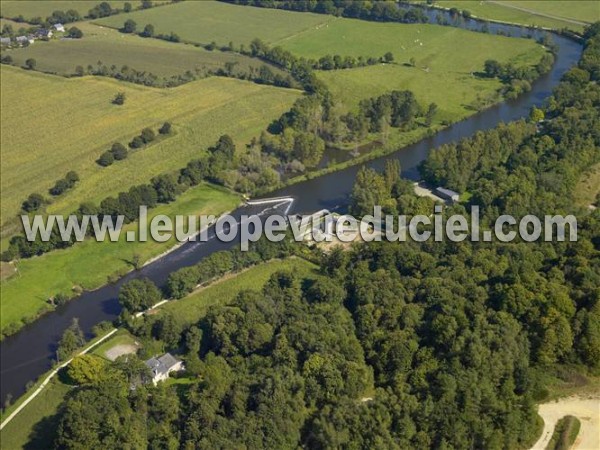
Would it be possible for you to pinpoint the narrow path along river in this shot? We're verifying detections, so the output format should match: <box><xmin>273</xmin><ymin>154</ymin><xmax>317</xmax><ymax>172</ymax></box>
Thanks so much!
<box><xmin>0</xmin><ymin>10</ymin><xmax>583</xmax><ymax>405</ymax></box>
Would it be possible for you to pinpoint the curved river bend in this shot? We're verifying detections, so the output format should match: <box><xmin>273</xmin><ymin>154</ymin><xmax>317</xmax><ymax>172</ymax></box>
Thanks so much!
<box><xmin>0</xmin><ymin>13</ymin><xmax>583</xmax><ymax>404</ymax></box>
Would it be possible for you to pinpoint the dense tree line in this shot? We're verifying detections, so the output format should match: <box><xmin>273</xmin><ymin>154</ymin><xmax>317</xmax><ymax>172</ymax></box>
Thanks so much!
<box><xmin>49</xmin><ymin>171</ymin><xmax>80</xmax><ymax>196</ymax></box>
<box><xmin>221</xmin><ymin>0</ymin><xmax>429</xmax><ymax>24</ymax></box>
<box><xmin>43</xmin><ymin>23</ymin><xmax>600</xmax><ymax>449</ymax></box>
<box><xmin>483</xmin><ymin>52</ymin><xmax>555</xmax><ymax>99</ymax></box>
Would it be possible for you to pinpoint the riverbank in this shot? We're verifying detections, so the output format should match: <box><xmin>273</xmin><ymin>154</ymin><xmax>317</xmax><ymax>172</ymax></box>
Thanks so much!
<box><xmin>0</xmin><ymin>183</ymin><xmax>240</xmax><ymax>339</ymax></box>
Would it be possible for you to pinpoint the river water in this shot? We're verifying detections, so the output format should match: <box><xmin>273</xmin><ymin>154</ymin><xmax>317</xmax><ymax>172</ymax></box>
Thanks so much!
<box><xmin>0</xmin><ymin>11</ymin><xmax>583</xmax><ymax>405</ymax></box>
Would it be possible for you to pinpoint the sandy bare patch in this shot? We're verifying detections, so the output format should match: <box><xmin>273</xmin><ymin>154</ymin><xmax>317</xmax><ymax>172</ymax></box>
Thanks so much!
<box><xmin>531</xmin><ymin>394</ymin><xmax>600</xmax><ymax>450</ymax></box>
<box><xmin>104</xmin><ymin>343</ymin><xmax>138</xmax><ymax>361</ymax></box>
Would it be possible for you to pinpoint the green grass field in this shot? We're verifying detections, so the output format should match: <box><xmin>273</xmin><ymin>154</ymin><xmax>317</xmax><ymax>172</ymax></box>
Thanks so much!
<box><xmin>426</xmin><ymin>1</ymin><xmax>599</xmax><ymax>32</ymax></box>
<box><xmin>0</xmin><ymin>378</ymin><xmax>70</xmax><ymax>450</ymax></box>
<box><xmin>0</xmin><ymin>65</ymin><xmax>300</xmax><ymax>232</ymax></box>
<box><xmin>0</xmin><ymin>0</ymin><xmax>129</xmax><ymax>20</ymax></box>
<box><xmin>0</xmin><ymin>183</ymin><xmax>240</xmax><ymax>335</ymax></box>
<box><xmin>3</xmin><ymin>22</ymin><xmax>288</xmax><ymax>79</ymax></box>
<box><xmin>159</xmin><ymin>257</ymin><xmax>319</xmax><ymax>329</ymax></box>
<box><xmin>97</xmin><ymin>0</ymin><xmax>334</xmax><ymax>46</ymax></box>
<box><xmin>280</xmin><ymin>19</ymin><xmax>545</xmax><ymax>122</ymax></box>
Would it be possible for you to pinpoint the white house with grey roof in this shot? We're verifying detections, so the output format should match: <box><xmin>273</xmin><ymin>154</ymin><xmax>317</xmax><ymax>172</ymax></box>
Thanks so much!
<box><xmin>145</xmin><ymin>353</ymin><xmax>184</xmax><ymax>384</ymax></box>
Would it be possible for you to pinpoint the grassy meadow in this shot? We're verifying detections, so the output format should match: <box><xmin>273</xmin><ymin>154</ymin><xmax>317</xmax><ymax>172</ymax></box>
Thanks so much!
<box><xmin>97</xmin><ymin>0</ymin><xmax>334</xmax><ymax>46</ymax></box>
<box><xmin>4</xmin><ymin>22</ymin><xmax>288</xmax><ymax>79</ymax></box>
<box><xmin>574</xmin><ymin>163</ymin><xmax>600</xmax><ymax>209</ymax></box>
<box><xmin>426</xmin><ymin>1</ymin><xmax>598</xmax><ymax>32</ymax></box>
<box><xmin>0</xmin><ymin>183</ymin><xmax>240</xmax><ymax>334</ymax></box>
<box><xmin>158</xmin><ymin>257</ymin><xmax>320</xmax><ymax>329</ymax></box>
<box><xmin>279</xmin><ymin>18</ymin><xmax>546</xmax><ymax>123</ymax></box>
<box><xmin>0</xmin><ymin>65</ymin><xmax>300</xmax><ymax>231</ymax></box>
<box><xmin>0</xmin><ymin>378</ymin><xmax>70</xmax><ymax>450</ymax></box>
<box><xmin>0</xmin><ymin>0</ymin><xmax>129</xmax><ymax>19</ymax></box>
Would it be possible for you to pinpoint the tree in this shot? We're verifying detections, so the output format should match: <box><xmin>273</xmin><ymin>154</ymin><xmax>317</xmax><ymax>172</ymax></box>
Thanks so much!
<box><xmin>425</xmin><ymin>102</ymin><xmax>438</xmax><ymax>126</ymax></box>
<box><xmin>65</xmin><ymin>171</ymin><xmax>80</xmax><ymax>185</ymax></box>
<box><xmin>123</xmin><ymin>2</ymin><xmax>132</xmax><ymax>12</ymax></box>
<box><xmin>25</xmin><ymin>58</ymin><xmax>36</xmax><ymax>70</ymax></box>
<box><xmin>50</xmin><ymin>178</ymin><xmax>70</xmax><ymax>196</ymax></box>
<box><xmin>112</xmin><ymin>92</ymin><xmax>126</xmax><ymax>105</ymax></box>
<box><xmin>110</xmin><ymin>142</ymin><xmax>128</xmax><ymax>160</ymax></box>
<box><xmin>484</xmin><ymin>59</ymin><xmax>502</xmax><ymax>78</ymax></box>
<box><xmin>141</xmin><ymin>23</ymin><xmax>154</xmax><ymax>37</ymax></box>
<box><xmin>68</xmin><ymin>26</ymin><xmax>83</xmax><ymax>38</ymax></box>
<box><xmin>97</xmin><ymin>151</ymin><xmax>114</xmax><ymax>167</ymax></box>
<box><xmin>140</xmin><ymin>127</ymin><xmax>155</xmax><ymax>143</ymax></box>
<box><xmin>118</xmin><ymin>277</ymin><xmax>162</xmax><ymax>313</ymax></box>
<box><xmin>129</xmin><ymin>136</ymin><xmax>144</xmax><ymax>149</ymax></box>
<box><xmin>122</xmin><ymin>19</ymin><xmax>137</xmax><ymax>34</ymax></box>
<box><xmin>383</xmin><ymin>51</ymin><xmax>394</xmax><ymax>63</ymax></box>
<box><xmin>22</xmin><ymin>193</ymin><xmax>45</xmax><ymax>212</ymax></box>
<box><xmin>159</xmin><ymin>122</ymin><xmax>172</xmax><ymax>135</ymax></box>
<box><xmin>67</xmin><ymin>354</ymin><xmax>108</xmax><ymax>385</ymax></box>
<box><xmin>57</xmin><ymin>318</ymin><xmax>85</xmax><ymax>361</ymax></box>
<box><xmin>530</xmin><ymin>106</ymin><xmax>545</xmax><ymax>123</ymax></box>
<box><xmin>151</xmin><ymin>174</ymin><xmax>180</xmax><ymax>203</ymax></box>
<box><xmin>141</xmin><ymin>0</ymin><xmax>153</xmax><ymax>8</ymax></box>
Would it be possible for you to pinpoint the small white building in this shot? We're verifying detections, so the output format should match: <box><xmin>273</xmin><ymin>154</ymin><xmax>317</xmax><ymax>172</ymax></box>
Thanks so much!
<box><xmin>15</xmin><ymin>35</ymin><xmax>34</xmax><ymax>45</ymax></box>
<box><xmin>53</xmin><ymin>23</ymin><xmax>65</xmax><ymax>32</ymax></box>
<box><xmin>0</xmin><ymin>37</ymin><xmax>10</xmax><ymax>46</ymax></box>
<box><xmin>435</xmin><ymin>187</ymin><xmax>460</xmax><ymax>204</ymax></box>
<box><xmin>145</xmin><ymin>353</ymin><xmax>184</xmax><ymax>384</ymax></box>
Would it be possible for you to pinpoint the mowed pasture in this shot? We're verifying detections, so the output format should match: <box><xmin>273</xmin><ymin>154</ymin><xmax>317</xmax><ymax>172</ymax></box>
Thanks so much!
<box><xmin>429</xmin><ymin>1</ymin><xmax>598</xmax><ymax>32</ymax></box>
<box><xmin>0</xmin><ymin>183</ymin><xmax>240</xmax><ymax>334</ymax></box>
<box><xmin>280</xmin><ymin>19</ymin><xmax>546</xmax><ymax>122</ymax></box>
<box><xmin>97</xmin><ymin>0</ymin><xmax>334</xmax><ymax>46</ymax></box>
<box><xmin>0</xmin><ymin>65</ymin><xmax>301</xmax><ymax>227</ymax></box>
<box><xmin>4</xmin><ymin>22</ymin><xmax>287</xmax><ymax>79</ymax></box>
<box><xmin>0</xmin><ymin>0</ymin><xmax>128</xmax><ymax>19</ymax></box>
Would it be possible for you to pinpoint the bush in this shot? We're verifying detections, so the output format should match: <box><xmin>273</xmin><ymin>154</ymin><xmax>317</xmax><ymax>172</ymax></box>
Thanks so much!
<box><xmin>110</xmin><ymin>142</ymin><xmax>128</xmax><ymax>160</ymax></box>
<box><xmin>129</xmin><ymin>136</ymin><xmax>144</xmax><ymax>149</ymax></box>
<box><xmin>50</xmin><ymin>178</ymin><xmax>70</xmax><ymax>196</ymax></box>
<box><xmin>159</xmin><ymin>121</ymin><xmax>172</xmax><ymax>135</ymax></box>
<box><xmin>68</xmin><ymin>26</ymin><xmax>83</xmax><ymax>38</ymax></box>
<box><xmin>65</xmin><ymin>171</ymin><xmax>80</xmax><ymax>185</ymax></box>
<box><xmin>25</xmin><ymin>58</ymin><xmax>36</xmax><ymax>70</ymax></box>
<box><xmin>112</xmin><ymin>92</ymin><xmax>126</xmax><ymax>105</ymax></box>
<box><xmin>22</xmin><ymin>193</ymin><xmax>45</xmax><ymax>212</ymax></box>
<box><xmin>97</xmin><ymin>151</ymin><xmax>115</xmax><ymax>167</ymax></box>
<box><xmin>122</xmin><ymin>19</ymin><xmax>137</xmax><ymax>33</ymax></box>
<box><xmin>141</xmin><ymin>127</ymin><xmax>155</xmax><ymax>143</ymax></box>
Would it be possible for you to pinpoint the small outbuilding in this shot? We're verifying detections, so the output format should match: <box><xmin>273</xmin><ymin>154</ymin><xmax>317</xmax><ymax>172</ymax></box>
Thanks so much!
<box><xmin>53</xmin><ymin>23</ymin><xmax>65</xmax><ymax>32</ymax></box>
<box><xmin>145</xmin><ymin>353</ymin><xmax>184</xmax><ymax>384</ymax></box>
<box><xmin>435</xmin><ymin>187</ymin><xmax>460</xmax><ymax>203</ymax></box>
<box><xmin>0</xmin><ymin>37</ymin><xmax>10</xmax><ymax>46</ymax></box>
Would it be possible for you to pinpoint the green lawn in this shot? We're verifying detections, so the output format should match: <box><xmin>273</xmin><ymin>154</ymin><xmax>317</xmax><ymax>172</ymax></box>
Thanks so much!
<box><xmin>158</xmin><ymin>257</ymin><xmax>320</xmax><ymax>329</ymax></box>
<box><xmin>280</xmin><ymin>19</ymin><xmax>545</xmax><ymax>122</ymax></box>
<box><xmin>96</xmin><ymin>0</ymin><xmax>334</xmax><ymax>46</ymax></box>
<box><xmin>0</xmin><ymin>379</ymin><xmax>71</xmax><ymax>450</ymax></box>
<box><xmin>0</xmin><ymin>0</ymin><xmax>129</xmax><ymax>20</ymax></box>
<box><xmin>0</xmin><ymin>183</ymin><xmax>240</xmax><ymax>335</ymax></box>
<box><xmin>3</xmin><ymin>22</ymin><xmax>288</xmax><ymax>79</ymax></box>
<box><xmin>425</xmin><ymin>1</ymin><xmax>599</xmax><ymax>32</ymax></box>
<box><xmin>0</xmin><ymin>65</ymin><xmax>300</xmax><ymax>234</ymax></box>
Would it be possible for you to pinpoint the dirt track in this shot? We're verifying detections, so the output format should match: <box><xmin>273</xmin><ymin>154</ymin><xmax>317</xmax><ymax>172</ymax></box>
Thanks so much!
<box><xmin>531</xmin><ymin>395</ymin><xmax>600</xmax><ymax>450</ymax></box>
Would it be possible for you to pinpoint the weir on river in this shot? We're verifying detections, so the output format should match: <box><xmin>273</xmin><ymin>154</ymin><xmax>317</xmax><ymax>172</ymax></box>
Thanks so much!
<box><xmin>0</xmin><ymin>9</ymin><xmax>584</xmax><ymax>405</ymax></box>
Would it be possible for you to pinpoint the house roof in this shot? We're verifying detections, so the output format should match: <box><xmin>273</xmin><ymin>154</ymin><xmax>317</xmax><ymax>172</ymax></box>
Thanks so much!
<box><xmin>145</xmin><ymin>353</ymin><xmax>181</xmax><ymax>377</ymax></box>
<box><xmin>0</xmin><ymin>37</ymin><xmax>10</xmax><ymax>43</ymax></box>
<box><xmin>54</xmin><ymin>23</ymin><xmax>64</xmax><ymax>28</ymax></box>
<box><xmin>436</xmin><ymin>187</ymin><xmax>460</xmax><ymax>198</ymax></box>
<box><xmin>15</xmin><ymin>36</ymin><xmax>29</xmax><ymax>42</ymax></box>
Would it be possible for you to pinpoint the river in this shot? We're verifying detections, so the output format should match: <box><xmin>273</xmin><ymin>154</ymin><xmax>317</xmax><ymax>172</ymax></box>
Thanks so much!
<box><xmin>0</xmin><ymin>10</ymin><xmax>583</xmax><ymax>405</ymax></box>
